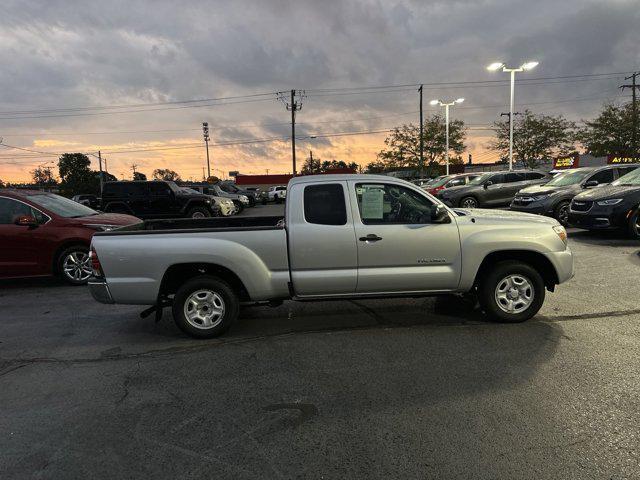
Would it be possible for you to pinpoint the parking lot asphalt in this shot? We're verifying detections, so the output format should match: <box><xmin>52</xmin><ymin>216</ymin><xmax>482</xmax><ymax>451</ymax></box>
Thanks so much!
<box><xmin>1</xmin><ymin>204</ymin><xmax>639</xmax><ymax>479</ymax></box>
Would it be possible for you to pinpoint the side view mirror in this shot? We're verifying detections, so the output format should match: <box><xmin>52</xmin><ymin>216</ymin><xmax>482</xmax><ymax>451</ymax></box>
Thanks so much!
<box><xmin>584</xmin><ymin>180</ymin><xmax>598</xmax><ymax>188</ymax></box>
<box><xmin>15</xmin><ymin>215</ymin><xmax>38</xmax><ymax>227</ymax></box>
<box><xmin>430</xmin><ymin>204</ymin><xmax>451</xmax><ymax>224</ymax></box>
<box><xmin>483</xmin><ymin>181</ymin><xmax>493</xmax><ymax>189</ymax></box>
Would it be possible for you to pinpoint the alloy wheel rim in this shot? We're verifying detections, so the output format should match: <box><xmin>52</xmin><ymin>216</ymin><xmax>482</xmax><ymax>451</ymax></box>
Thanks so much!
<box><xmin>192</xmin><ymin>211</ymin><xmax>206</xmax><ymax>218</ymax></box>
<box><xmin>558</xmin><ymin>204</ymin><xmax>569</xmax><ymax>224</ymax></box>
<box><xmin>184</xmin><ymin>289</ymin><xmax>225</xmax><ymax>329</ymax></box>
<box><xmin>63</xmin><ymin>251</ymin><xmax>92</xmax><ymax>282</ymax></box>
<box><xmin>494</xmin><ymin>274</ymin><xmax>534</xmax><ymax>314</ymax></box>
<box><xmin>462</xmin><ymin>198</ymin><xmax>477</xmax><ymax>208</ymax></box>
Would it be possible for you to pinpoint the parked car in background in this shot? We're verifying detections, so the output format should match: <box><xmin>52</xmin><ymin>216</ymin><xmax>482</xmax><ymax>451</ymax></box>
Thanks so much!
<box><xmin>423</xmin><ymin>173</ymin><xmax>480</xmax><ymax>196</ymax></box>
<box><xmin>88</xmin><ymin>174</ymin><xmax>573</xmax><ymax>339</ymax></box>
<box><xmin>411</xmin><ymin>178</ymin><xmax>434</xmax><ymax>187</ymax></box>
<box><xmin>437</xmin><ymin>170</ymin><xmax>550</xmax><ymax>208</ymax></box>
<box><xmin>180</xmin><ymin>187</ymin><xmax>237</xmax><ymax>216</ymax></box>
<box><xmin>0</xmin><ymin>189</ymin><xmax>138</xmax><ymax>284</ymax></box>
<box><xmin>511</xmin><ymin>164</ymin><xmax>639</xmax><ymax>226</ymax></box>
<box><xmin>568</xmin><ymin>166</ymin><xmax>640</xmax><ymax>238</ymax></box>
<box><xmin>218</xmin><ymin>181</ymin><xmax>257</xmax><ymax>206</ymax></box>
<box><xmin>100</xmin><ymin>181</ymin><xmax>220</xmax><ymax>219</ymax></box>
<box><xmin>190</xmin><ymin>184</ymin><xmax>250</xmax><ymax>212</ymax></box>
<box><xmin>72</xmin><ymin>194</ymin><xmax>100</xmax><ymax>210</ymax></box>
<box><xmin>262</xmin><ymin>185</ymin><xmax>287</xmax><ymax>204</ymax></box>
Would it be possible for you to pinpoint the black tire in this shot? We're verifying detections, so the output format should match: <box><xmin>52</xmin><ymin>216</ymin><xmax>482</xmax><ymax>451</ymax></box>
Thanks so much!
<box><xmin>478</xmin><ymin>260</ymin><xmax>545</xmax><ymax>323</ymax></box>
<box><xmin>460</xmin><ymin>196</ymin><xmax>478</xmax><ymax>209</ymax></box>
<box><xmin>233</xmin><ymin>200</ymin><xmax>244</xmax><ymax>213</ymax></box>
<box><xmin>57</xmin><ymin>245</ymin><xmax>92</xmax><ymax>285</ymax></box>
<box><xmin>274</xmin><ymin>194</ymin><xmax>281</xmax><ymax>204</ymax></box>
<box><xmin>627</xmin><ymin>208</ymin><xmax>640</xmax><ymax>239</ymax></box>
<box><xmin>261</xmin><ymin>198</ymin><xmax>267</xmax><ymax>205</ymax></box>
<box><xmin>187</xmin><ymin>206</ymin><xmax>211</xmax><ymax>219</ymax></box>
<box><xmin>554</xmin><ymin>201</ymin><xmax>571</xmax><ymax>226</ymax></box>
<box><xmin>172</xmin><ymin>276</ymin><xmax>240</xmax><ymax>338</ymax></box>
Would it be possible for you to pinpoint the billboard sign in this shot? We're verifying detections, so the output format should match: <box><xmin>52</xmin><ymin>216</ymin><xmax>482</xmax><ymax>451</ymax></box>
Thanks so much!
<box><xmin>553</xmin><ymin>153</ymin><xmax>579</xmax><ymax>169</ymax></box>
<box><xmin>607</xmin><ymin>154</ymin><xmax>638</xmax><ymax>164</ymax></box>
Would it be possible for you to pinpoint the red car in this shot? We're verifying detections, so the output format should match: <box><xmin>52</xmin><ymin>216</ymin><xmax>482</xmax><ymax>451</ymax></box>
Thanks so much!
<box><xmin>424</xmin><ymin>173</ymin><xmax>480</xmax><ymax>196</ymax></box>
<box><xmin>0</xmin><ymin>189</ymin><xmax>139</xmax><ymax>285</ymax></box>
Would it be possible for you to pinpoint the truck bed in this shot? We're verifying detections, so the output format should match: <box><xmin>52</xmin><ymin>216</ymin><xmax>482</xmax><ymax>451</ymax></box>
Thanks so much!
<box><xmin>99</xmin><ymin>215</ymin><xmax>285</xmax><ymax>235</ymax></box>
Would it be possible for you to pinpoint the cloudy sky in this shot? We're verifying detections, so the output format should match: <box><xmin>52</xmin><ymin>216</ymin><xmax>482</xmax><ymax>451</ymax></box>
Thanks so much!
<box><xmin>0</xmin><ymin>0</ymin><xmax>638</xmax><ymax>182</ymax></box>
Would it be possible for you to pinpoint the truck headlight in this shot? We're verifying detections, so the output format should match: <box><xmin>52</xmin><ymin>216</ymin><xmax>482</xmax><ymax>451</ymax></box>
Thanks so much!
<box><xmin>553</xmin><ymin>225</ymin><xmax>568</xmax><ymax>246</ymax></box>
<box><xmin>596</xmin><ymin>198</ymin><xmax>622</xmax><ymax>206</ymax></box>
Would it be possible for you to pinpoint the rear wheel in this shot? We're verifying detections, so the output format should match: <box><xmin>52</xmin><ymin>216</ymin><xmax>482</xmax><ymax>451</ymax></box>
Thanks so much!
<box><xmin>460</xmin><ymin>196</ymin><xmax>478</xmax><ymax>208</ymax></box>
<box><xmin>172</xmin><ymin>276</ymin><xmax>239</xmax><ymax>338</ymax></box>
<box><xmin>554</xmin><ymin>201</ymin><xmax>570</xmax><ymax>226</ymax></box>
<box><xmin>478</xmin><ymin>261</ymin><xmax>545</xmax><ymax>323</ymax></box>
<box><xmin>187</xmin><ymin>206</ymin><xmax>211</xmax><ymax>218</ymax></box>
<box><xmin>274</xmin><ymin>194</ymin><xmax>281</xmax><ymax>204</ymax></box>
<box><xmin>58</xmin><ymin>246</ymin><xmax>92</xmax><ymax>285</ymax></box>
<box><xmin>628</xmin><ymin>208</ymin><xmax>640</xmax><ymax>239</ymax></box>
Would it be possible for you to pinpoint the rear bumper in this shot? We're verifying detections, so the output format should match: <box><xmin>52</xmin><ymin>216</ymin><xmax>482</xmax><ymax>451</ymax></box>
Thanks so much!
<box><xmin>88</xmin><ymin>278</ymin><xmax>114</xmax><ymax>304</ymax></box>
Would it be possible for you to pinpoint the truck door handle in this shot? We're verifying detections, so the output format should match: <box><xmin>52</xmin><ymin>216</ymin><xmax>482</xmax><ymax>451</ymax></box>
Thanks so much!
<box><xmin>359</xmin><ymin>234</ymin><xmax>382</xmax><ymax>242</ymax></box>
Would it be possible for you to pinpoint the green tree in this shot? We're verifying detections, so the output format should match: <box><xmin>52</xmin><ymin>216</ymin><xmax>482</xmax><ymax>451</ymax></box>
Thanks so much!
<box><xmin>577</xmin><ymin>102</ymin><xmax>640</xmax><ymax>157</ymax></box>
<box><xmin>153</xmin><ymin>168</ymin><xmax>181</xmax><ymax>181</ymax></box>
<box><xmin>377</xmin><ymin>117</ymin><xmax>466</xmax><ymax>171</ymax></box>
<box><xmin>31</xmin><ymin>167</ymin><xmax>57</xmax><ymax>186</ymax></box>
<box><xmin>58</xmin><ymin>153</ymin><xmax>98</xmax><ymax>196</ymax></box>
<box><xmin>300</xmin><ymin>157</ymin><xmax>359</xmax><ymax>175</ymax></box>
<box><xmin>0</xmin><ymin>177</ymin><xmax>5</xmax><ymax>188</ymax></box>
<box><xmin>490</xmin><ymin>110</ymin><xmax>576</xmax><ymax>168</ymax></box>
<box><xmin>364</xmin><ymin>160</ymin><xmax>387</xmax><ymax>174</ymax></box>
<box><xmin>133</xmin><ymin>171</ymin><xmax>147</xmax><ymax>181</ymax></box>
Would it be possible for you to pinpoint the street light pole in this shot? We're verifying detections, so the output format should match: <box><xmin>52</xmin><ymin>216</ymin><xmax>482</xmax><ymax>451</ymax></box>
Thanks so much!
<box><xmin>487</xmin><ymin>61</ymin><xmax>539</xmax><ymax>170</ymax></box>
<box><xmin>202</xmin><ymin>122</ymin><xmax>211</xmax><ymax>178</ymax></box>
<box><xmin>430</xmin><ymin>98</ymin><xmax>465</xmax><ymax>176</ymax></box>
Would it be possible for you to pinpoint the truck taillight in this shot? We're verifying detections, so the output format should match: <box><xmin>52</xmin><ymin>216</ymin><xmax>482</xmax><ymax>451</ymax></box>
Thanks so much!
<box><xmin>90</xmin><ymin>246</ymin><xmax>104</xmax><ymax>277</ymax></box>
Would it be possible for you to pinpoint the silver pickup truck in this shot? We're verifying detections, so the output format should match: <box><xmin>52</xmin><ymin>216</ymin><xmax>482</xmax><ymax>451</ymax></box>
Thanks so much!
<box><xmin>88</xmin><ymin>174</ymin><xmax>574</xmax><ymax>338</ymax></box>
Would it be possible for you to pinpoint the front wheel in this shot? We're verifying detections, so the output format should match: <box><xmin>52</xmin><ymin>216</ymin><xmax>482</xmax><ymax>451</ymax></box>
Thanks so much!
<box><xmin>460</xmin><ymin>196</ymin><xmax>478</xmax><ymax>208</ymax></box>
<box><xmin>628</xmin><ymin>208</ymin><xmax>640</xmax><ymax>239</ymax></box>
<box><xmin>478</xmin><ymin>261</ymin><xmax>545</xmax><ymax>323</ymax></box>
<box><xmin>172</xmin><ymin>276</ymin><xmax>240</xmax><ymax>338</ymax></box>
<box><xmin>233</xmin><ymin>200</ymin><xmax>244</xmax><ymax>213</ymax></box>
<box><xmin>58</xmin><ymin>246</ymin><xmax>92</xmax><ymax>285</ymax></box>
<box><xmin>274</xmin><ymin>194</ymin><xmax>281</xmax><ymax>204</ymax></box>
<box><xmin>554</xmin><ymin>201</ymin><xmax>570</xmax><ymax>226</ymax></box>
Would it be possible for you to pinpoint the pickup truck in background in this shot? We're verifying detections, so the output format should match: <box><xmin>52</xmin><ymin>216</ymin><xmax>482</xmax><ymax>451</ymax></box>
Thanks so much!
<box><xmin>88</xmin><ymin>174</ymin><xmax>574</xmax><ymax>338</ymax></box>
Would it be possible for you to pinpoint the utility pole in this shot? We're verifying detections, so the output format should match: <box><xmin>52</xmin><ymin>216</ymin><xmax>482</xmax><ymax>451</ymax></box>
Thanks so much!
<box><xmin>98</xmin><ymin>150</ymin><xmax>103</xmax><ymax>194</ymax></box>
<box><xmin>202</xmin><ymin>122</ymin><xmax>211</xmax><ymax>178</ymax></box>
<box><xmin>418</xmin><ymin>85</ymin><xmax>424</xmax><ymax>178</ymax></box>
<box><xmin>279</xmin><ymin>90</ymin><xmax>305</xmax><ymax>176</ymax></box>
<box><xmin>621</xmin><ymin>72</ymin><xmax>640</xmax><ymax>158</ymax></box>
<box><xmin>202</xmin><ymin>167</ymin><xmax>205</xmax><ymax>181</ymax></box>
<box><xmin>131</xmin><ymin>164</ymin><xmax>138</xmax><ymax>179</ymax></box>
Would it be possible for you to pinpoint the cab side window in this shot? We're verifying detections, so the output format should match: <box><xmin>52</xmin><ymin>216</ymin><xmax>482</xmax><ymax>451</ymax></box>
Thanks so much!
<box><xmin>304</xmin><ymin>184</ymin><xmax>347</xmax><ymax>226</ymax></box>
<box><xmin>356</xmin><ymin>183</ymin><xmax>434</xmax><ymax>225</ymax></box>
<box><xmin>505</xmin><ymin>172</ymin><xmax>525</xmax><ymax>183</ymax></box>
<box><xmin>588</xmin><ymin>169</ymin><xmax>614</xmax><ymax>185</ymax></box>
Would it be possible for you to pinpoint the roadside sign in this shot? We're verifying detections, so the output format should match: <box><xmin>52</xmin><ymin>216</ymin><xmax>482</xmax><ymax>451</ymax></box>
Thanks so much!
<box><xmin>553</xmin><ymin>154</ymin><xmax>579</xmax><ymax>169</ymax></box>
<box><xmin>607</xmin><ymin>154</ymin><xmax>638</xmax><ymax>164</ymax></box>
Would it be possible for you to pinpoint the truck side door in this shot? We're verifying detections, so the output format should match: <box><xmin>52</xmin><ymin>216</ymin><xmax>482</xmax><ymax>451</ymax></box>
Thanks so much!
<box><xmin>288</xmin><ymin>181</ymin><xmax>358</xmax><ymax>296</ymax></box>
<box><xmin>349</xmin><ymin>181</ymin><xmax>461</xmax><ymax>293</ymax></box>
<box><xmin>148</xmin><ymin>182</ymin><xmax>174</xmax><ymax>217</ymax></box>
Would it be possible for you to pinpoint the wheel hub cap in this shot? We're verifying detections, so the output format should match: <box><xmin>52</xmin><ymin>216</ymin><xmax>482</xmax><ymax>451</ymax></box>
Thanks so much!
<box><xmin>184</xmin><ymin>290</ymin><xmax>225</xmax><ymax>329</ymax></box>
<box><xmin>63</xmin><ymin>251</ymin><xmax>92</xmax><ymax>282</ymax></box>
<box><xmin>495</xmin><ymin>274</ymin><xmax>534</xmax><ymax>314</ymax></box>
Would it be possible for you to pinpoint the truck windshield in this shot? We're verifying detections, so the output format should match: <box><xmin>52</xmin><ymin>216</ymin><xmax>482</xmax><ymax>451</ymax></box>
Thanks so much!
<box><xmin>545</xmin><ymin>169</ymin><xmax>591</xmax><ymax>187</ymax></box>
<box><xmin>612</xmin><ymin>167</ymin><xmax>640</xmax><ymax>186</ymax></box>
<box><xmin>26</xmin><ymin>193</ymin><xmax>99</xmax><ymax>217</ymax></box>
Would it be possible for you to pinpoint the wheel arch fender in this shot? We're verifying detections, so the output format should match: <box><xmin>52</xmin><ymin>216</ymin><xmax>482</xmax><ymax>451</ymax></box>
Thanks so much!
<box><xmin>52</xmin><ymin>240</ymin><xmax>90</xmax><ymax>274</ymax></box>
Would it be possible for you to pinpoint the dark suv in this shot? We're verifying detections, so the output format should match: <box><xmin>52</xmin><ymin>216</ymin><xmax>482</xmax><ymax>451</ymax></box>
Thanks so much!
<box><xmin>437</xmin><ymin>170</ymin><xmax>550</xmax><ymax>208</ymax></box>
<box><xmin>511</xmin><ymin>165</ymin><xmax>639</xmax><ymax>225</ymax></box>
<box><xmin>101</xmin><ymin>181</ymin><xmax>220</xmax><ymax>219</ymax></box>
<box><xmin>568</xmin><ymin>166</ymin><xmax>640</xmax><ymax>238</ymax></box>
